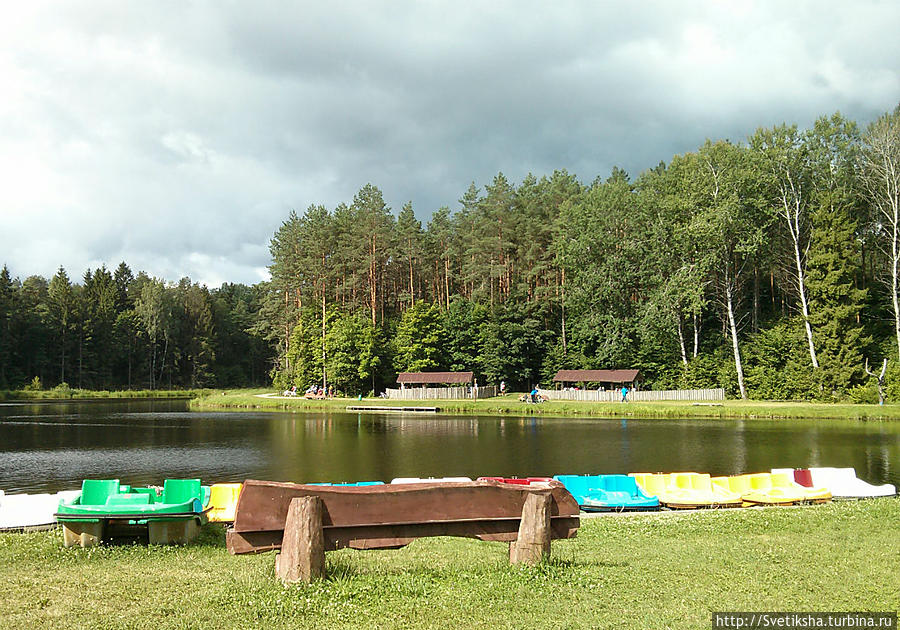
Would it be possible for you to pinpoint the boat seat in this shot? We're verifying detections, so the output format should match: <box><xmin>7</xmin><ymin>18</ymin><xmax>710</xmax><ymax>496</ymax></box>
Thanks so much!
<box><xmin>712</xmin><ymin>475</ymin><xmax>752</xmax><ymax>495</ymax></box>
<box><xmin>132</xmin><ymin>487</ymin><xmax>160</xmax><ymax>502</ymax></box>
<box><xmin>80</xmin><ymin>479</ymin><xmax>121</xmax><ymax>506</ymax></box>
<box><xmin>792</xmin><ymin>469</ymin><xmax>814</xmax><ymax>487</ymax></box>
<box><xmin>207</xmin><ymin>483</ymin><xmax>243</xmax><ymax>523</ymax></box>
<box><xmin>106</xmin><ymin>494</ymin><xmax>152</xmax><ymax>506</ymax></box>
<box><xmin>671</xmin><ymin>472</ymin><xmax>711</xmax><ymax>491</ymax></box>
<box><xmin>630</xmin><ymin>473</ymin><xmax>666</xmax><ymax>497</ymax></box>
<box><xmin>161</xmin><ymin>479</ymin><xmax>202</xmax><ymax>505</ymax></box>
<box><xmin>601</xmin><ymin>475</ymin><xmax>636</xmax><ymax>494</ymax></box>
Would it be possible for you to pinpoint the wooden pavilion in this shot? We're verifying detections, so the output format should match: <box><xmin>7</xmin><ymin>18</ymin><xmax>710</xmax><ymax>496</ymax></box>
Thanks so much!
<box><xmin>552</xmin><ymin>369</ymin><xmax>641</xmax><ymax>390</ymax></box>
<box><xmin>396</xmin><ymin>371</ymin><xmax>474</xmax><ymax>388</ymax></box>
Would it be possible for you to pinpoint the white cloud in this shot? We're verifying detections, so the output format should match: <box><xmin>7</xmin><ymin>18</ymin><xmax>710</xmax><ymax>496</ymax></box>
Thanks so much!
<box><xmin>0</xmin><ymin>1</ymin><xmax>898</xmax><ymax>285</ymax></box>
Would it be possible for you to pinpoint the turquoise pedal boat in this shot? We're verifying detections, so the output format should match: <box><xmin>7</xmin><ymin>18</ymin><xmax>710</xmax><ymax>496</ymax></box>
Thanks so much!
<box><xmin>553</xmin><ymin>474</ymin><xmax>660</xmax><ymax>511</ymax></box>
<box><xmin>56</xmin><ymin>479</ymin><xmax>210</xmax><ymax>547</ymax></box>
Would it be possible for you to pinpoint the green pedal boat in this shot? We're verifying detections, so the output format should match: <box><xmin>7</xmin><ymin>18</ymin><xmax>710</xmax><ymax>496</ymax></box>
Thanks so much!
<box><xmin>56</xmin><ymin>478</ymin><xmax>210</xmax><ymax>547</ymax></box>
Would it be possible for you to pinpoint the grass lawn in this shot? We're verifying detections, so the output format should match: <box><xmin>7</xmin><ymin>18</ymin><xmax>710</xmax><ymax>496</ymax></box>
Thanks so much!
<box><xmin>193</xmin><ymin>389</ymin><xmax>900</xmax><ymax>421</ymax></box>
<box><xmin>1</xmin><ymin>500</ymin><xmax>897</xmax><ymax>629</ymax></box>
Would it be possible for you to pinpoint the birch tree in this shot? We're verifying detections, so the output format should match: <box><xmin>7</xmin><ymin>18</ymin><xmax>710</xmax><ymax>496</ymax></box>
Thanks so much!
<box><xmin>689</xmin><ymin>141</ymin><xmax>769</xmax><ymax>399</ymax></box>
<box><xmin>751</xmin><ymin>124</ymin><xmax>818</xmax><ymax>368</ymax></box>
<box><xmin>860</xmin><ymin>105</ymin><xmax>900</xmax><ymax>358</ymax></box>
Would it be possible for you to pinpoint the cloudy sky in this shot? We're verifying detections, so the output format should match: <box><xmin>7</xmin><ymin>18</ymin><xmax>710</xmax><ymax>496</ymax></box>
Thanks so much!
<box><xmin>1</xmin><ymin>1</ymin><xmax>898</xmax><ymax>286</ymax></box>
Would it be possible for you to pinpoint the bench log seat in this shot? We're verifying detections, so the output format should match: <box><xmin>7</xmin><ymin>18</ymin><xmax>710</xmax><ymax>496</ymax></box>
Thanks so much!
<box><xmin>226</xmin><ymin>479</ymin><xmax>580</xmax><ymax>580</ymax></box>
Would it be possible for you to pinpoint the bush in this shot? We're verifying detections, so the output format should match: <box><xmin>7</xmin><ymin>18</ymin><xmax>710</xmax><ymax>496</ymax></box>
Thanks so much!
<box><xmin>50</xmin><ymin>382</ymin><xmax>74</xmax><ymax>398</ymax></box>
<box><xmin>847</xmin><ymin>383</ymin><xmax>879</xmax><ymax>404</ymax></box>
<box><xmin>883</xmin><ymin>362</ymin><xmax>900</xmax><ymax>403</ymax></box>
<box><xmin>23</xmin><ymin>376</ymin><xmax>42</xmax><ymax>391</ymax></box>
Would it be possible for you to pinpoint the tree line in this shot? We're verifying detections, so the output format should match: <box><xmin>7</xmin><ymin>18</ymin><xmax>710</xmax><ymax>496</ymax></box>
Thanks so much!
<box><xmin>2</xmin><ymin>105</ymin><xmax>898</xmax><ymax>400</ymax></box>
<box><xmin>263</xmin><ymin>106</ymin><xmax>900</xmax><ymax>401</ymax></box>
<box><xmin>0</xmin><ymin>262</ymin><xmax>270</xmax><ymax>390</ymax></box>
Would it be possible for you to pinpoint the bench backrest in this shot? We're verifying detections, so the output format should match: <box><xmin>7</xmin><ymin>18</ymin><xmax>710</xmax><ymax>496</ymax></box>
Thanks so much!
<box><xmin>227</xmin><ymin>479</ymin><xmax>580</xmax><ymax>555</ymax></box>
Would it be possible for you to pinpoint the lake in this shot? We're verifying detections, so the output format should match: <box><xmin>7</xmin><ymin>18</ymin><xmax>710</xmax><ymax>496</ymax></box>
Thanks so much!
<box><xmin>1</xmin><ymin>399</ymin><xmax>898</xmax><ymax>493</ymax></box>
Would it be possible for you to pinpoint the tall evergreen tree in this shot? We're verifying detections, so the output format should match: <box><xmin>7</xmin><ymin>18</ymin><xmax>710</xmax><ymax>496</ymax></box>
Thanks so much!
<box><xmin>47</xmin><ymin>267</ymin><xmax>74</xmax><ymax>384</ymax></box>
<box><xmin>396</xmin><ymin>201</ymin><xmax>423</xmax><ymax>309</ymax></box>
<box><xmin>806</xmin><ymin>114</ymin><xmax>869</xmax><ymax>396</ymax></box>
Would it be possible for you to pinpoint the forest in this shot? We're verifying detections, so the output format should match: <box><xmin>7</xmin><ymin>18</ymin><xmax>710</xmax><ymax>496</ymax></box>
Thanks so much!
<box><xmin>0</xmin><ymin>264</ymin><xmax>270</xmax><ymax>391</ymax></box>
<box><xmin>1</xmin><ymin>106</ymin><xmax>899</xmax><ymax>401</ymax></box>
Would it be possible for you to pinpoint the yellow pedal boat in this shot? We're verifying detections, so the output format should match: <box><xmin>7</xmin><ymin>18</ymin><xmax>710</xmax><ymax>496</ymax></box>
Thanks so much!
<box><xmin>712</xmin><ymin>473</ymin><xmax>801</xmax><ymax>506</ymax></box>
<box><xmin>766</xmin><ymin>471</ymin><xmax>831</xmax><ymax>503</ymax></box>
<box><xmin>206</xmin><ymin>483</ymin><xmax>242</xmax><ymax>523</ymax></box>
<box><xmin>631</xmin><ymin>472</ymin><xmax>742</xmax><ymax>509</ymax></box>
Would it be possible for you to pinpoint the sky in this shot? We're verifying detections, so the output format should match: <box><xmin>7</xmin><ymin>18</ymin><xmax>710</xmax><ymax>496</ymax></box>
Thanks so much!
<box><xmin>1</xmin><ymin>1</ymin><xmax>898</xmax><ymax>287</ymax></box>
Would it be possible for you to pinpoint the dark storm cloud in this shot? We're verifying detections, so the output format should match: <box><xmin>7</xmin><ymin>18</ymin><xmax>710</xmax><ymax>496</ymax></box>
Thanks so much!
<box><xmin>0</xmin><ymin>1</ymin><xmax>897</xmax><ymax>285</ymax></box>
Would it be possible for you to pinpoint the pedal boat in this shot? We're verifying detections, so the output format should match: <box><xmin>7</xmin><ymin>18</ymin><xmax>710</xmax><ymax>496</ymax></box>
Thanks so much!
<box><xmin>712</xmin><ymin>473</ymin><xmax>810</xmax><ymax>506</ymax></box>
<box><xmin>781</xmin><ymin>467</ymin><xmax>894</xmax><ymax>500</ymax></box>
<box><xmin>553</xmin><ymin>474</ymin><xmax>659</xmax><ymax>511</ymax></box>
<box><xmin>56</xmin><ymin>479</ymin><xmax>210</xmax><ymax>546</ymax></box>
<box><xmin>630</xmin><ymin>472</ymin><xmax>742</xmax><ymax>509</ymax></box>
<box><xmin>0</xmin><ymin>489</ymin><xmax>80</xmax><ymax>530</ymax></box>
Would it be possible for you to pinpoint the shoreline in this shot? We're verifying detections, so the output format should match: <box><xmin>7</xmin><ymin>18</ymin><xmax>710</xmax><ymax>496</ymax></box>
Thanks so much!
<box><xmin>0</xmin><ymin>388</ymin><xmax>210</xmax><ymax>402</ymax></box>
<box><xmin>191</xmin><ymin>389</ymin><xmax>900</xmax><ymax>420</ymax></box>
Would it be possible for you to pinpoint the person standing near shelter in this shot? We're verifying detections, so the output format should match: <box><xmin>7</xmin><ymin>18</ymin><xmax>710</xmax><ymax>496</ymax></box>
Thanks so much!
<box><xmin>500</xmin><ymin>380</ymin><xmax>506</xmax><ymax>395</ymax></box>
<box><xmin>621</xmin><ymin>385</ymin><xmax>628</xmax><ymax>403</ymax></box>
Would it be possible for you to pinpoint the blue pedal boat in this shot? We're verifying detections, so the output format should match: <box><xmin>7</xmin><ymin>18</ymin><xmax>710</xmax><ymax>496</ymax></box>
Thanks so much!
<box><xmin>553</xmin><ymin>474</ymin><xmax>660</xmax><ymax>511</ymax></box>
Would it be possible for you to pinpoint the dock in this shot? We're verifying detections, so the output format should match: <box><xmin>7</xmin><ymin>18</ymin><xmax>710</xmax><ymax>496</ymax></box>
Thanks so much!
<box><xmin>346</xmin><ymin>406</ymin><xmax>439</xmax><ymax>413</ymax></box>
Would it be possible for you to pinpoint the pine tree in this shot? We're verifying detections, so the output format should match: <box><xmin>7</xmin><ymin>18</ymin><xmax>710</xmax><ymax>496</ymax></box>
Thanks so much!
<box><xmin>396</xmin><ymin>201</ymin><xmax>423</xmax><ymax>309</ymax></box>
<box><xmin>47</xmin><ymin>267</ymin><xmax>74</xmax><ymax>385</ymax></box>
<box><xmin>806</xmin><ymin>199</ymin><xmax>869</xmax><ymax>396</ymax></box>
<box><xmin>0</xmin><ymin>265</ymin><xmax>13</xmax><ymax>387</ymax></box>
<box><xmin>806</xmin><ymin>114</ymin><xmax>870</xmax><ymax>397</ymax></box>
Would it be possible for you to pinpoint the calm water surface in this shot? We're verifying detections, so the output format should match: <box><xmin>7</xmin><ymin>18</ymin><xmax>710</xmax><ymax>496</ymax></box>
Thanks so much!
<box><xmin>1</xmin><ymin>399</ymin><xmax>898</xmax><ymax>493</ymax></box>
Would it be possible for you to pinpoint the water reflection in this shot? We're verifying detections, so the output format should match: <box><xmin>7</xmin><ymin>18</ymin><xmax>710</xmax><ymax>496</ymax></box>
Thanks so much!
<box><xmin>0</xmin><ymin>400</ymin><xmax>898</xmax><ymax>493</ymax></box>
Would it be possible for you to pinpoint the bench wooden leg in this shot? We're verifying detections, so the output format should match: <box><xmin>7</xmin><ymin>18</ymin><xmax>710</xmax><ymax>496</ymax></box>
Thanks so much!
<box><xmin>509</xmin><ymin>491</ymin><xmax>552</xmax><ymax>565</ymax></box>
<box><xmin>276</xmin><ymin>496</ymin><xmax>325</xmax><ymax>583</ymax></box>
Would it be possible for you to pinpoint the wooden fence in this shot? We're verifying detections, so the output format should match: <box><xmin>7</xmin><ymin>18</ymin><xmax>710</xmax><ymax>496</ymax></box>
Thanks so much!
<box><xmin>538</xmin><ymin>388</ymin><xmax>725</xmax><ymax>402</ymax></box>
<box><xmin>384</xmin><ymin>385</ymin><xmax>498</xmax><ymax>400</ymax></box>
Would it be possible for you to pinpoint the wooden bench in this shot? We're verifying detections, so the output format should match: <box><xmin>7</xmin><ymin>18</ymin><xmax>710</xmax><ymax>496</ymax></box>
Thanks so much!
<box><xmin>226</xmin><ymin>479</ymin><xmax>581</xmax><ymax>582</ymax></box>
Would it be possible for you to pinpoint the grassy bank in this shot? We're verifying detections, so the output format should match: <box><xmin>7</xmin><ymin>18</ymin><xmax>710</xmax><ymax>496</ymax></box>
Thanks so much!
<box><xmin>192</xmin><ymin>389</ymin><xmax>900</xmax><ymax>420</ymax></box>
<box><xmin>0</xmin><ymin>388</ymin><xmax>212</xmax><ymax>401</ymax></box>
<box><xmin>1</xmin><ymin>500</ymin><xmax>896</xmax><ymax>629</ymax></box>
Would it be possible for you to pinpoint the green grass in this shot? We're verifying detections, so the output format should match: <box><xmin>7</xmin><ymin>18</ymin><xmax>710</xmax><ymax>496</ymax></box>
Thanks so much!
<box><xmin>0</xmin><ymin>388</ymin><xmax>212</xmax><ymax>401</ymax></box>
<box><xmin>192</xmin><ymin>389</ymin><xmax>900</xmax><ymax>420</ymax></box>
<box><xmin>1</xmin><ymin>500</ymin><xmax>897</xmax><ymax>629</ymax></box>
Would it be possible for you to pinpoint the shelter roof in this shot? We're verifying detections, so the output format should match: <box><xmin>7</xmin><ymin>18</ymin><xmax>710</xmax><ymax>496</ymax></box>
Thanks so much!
<box><xmin>553</xmin><ymin>369</ymin><xmax>640</xmax><ymax>383</ymax></box>
<box><xmin>397</xmin><ymin>371</ymin><xmax>474</xmax><ymax>384</ymax></box>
